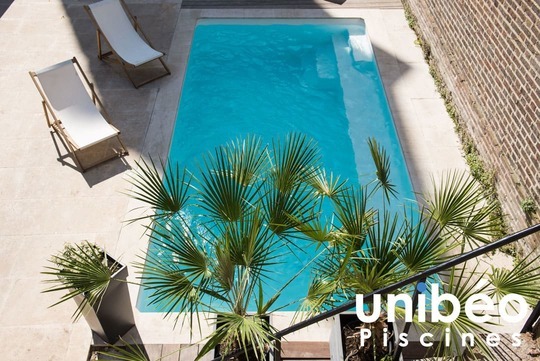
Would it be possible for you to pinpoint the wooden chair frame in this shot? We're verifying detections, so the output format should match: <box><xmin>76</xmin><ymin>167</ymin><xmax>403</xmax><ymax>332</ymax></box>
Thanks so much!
<box><xmin>84</xmin><ymin>0</ymin><xmax>171</xmax><ymax>88</ymax></box>
<box><xmin>29</xmin><ymin>57</ymin><xmax>129</xmax><ymax>172</ymax></box>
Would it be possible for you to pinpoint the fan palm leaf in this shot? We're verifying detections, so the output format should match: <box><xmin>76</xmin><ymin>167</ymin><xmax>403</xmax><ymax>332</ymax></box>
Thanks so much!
<box><xmin>197</xmin><ymin>312</ymin><xmax>277</xmax><ymax>361</ymax></box>
<box><xmin>263</xmin><ymin>180</ymin><xmax>317</xmax><ymax>237</ymax></box>
<box><xmin>125</xmin><ymin>158</ymin><xmax>190</xmax><ymax>223</ymax></box>
<box><xmin>488</xmin><ymin>254</ymin><xmax>540</xmax><ymax>305</ymax></box>
<box><xmin>133</xmin><ymin>221</ymin><xmax>219</xmax><ymax>317</ymax></box>
<box><xmin>297</xmin><ymin>277</ymin><xmax>339</xmax><ymax>318</ymax></box>
<box><xmin>271</xmin><ymin>133</ymin><xmax>321</xmax><ymax>192</ymax></box>
<box><xmin>307</xmin><ymin>168</ymin><xmax>348</xmax><ymax>200</ymax></box>
<box><xmin>367</xmin><ymin>137</ymin><xmax>397</xmax><ymax>202</ymax></box>
<box><xmin>425</xmin><ymin>171</ymin><xmax>500</xmax><ymax>248</ymax></box>
<box><xmin>395</xmin><ymin>211</ymin><xmax>450</xmax><ymax>274</ymax></box>
<box><xmin>332</xmin><ymin>186</ymin><xmax>374</xmax><ymax>250</ymax></box>
<box><xmin>197</xmin><ymin>146</ymin><xmax>258</xmax><ymax>222</ymax></box>
<box><xmin>216</xmin><ymin>209</ymin><xmax>280</xmax><ymax>271</ymax></box>
<box><xmin>42</xmin><ymin>241</ymin><xmax>116</xmax><ymax>321</ymax></box>
<box><xmin>225</xmin><ymin>135</ymin><xmax>269</xmax><ymax>186</ymax></box>
<box><xmin>423</xmin><ymin>264</ymin><xmax>496</xmax><ymax>360</ymax></box>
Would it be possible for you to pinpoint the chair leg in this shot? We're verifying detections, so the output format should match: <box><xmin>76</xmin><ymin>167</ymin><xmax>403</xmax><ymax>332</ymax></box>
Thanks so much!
<box><xmin>97</xmin><ymin>30</ymin><xmax>103</xmax><ymax>60</ymax></box>
<box><xmin>159</xmin><ymin>57</ymin><xmax>171</xmax><ymax>76</ymax></box>
<box><xmin>116</xmin><ymin>135</ymin><xmax>129</xmax><ymax>156</ymax></box>
<box><xmin>42</xmin><ymin>101</ymin><xmax>52</xmax><ymax>127</ymax></box>
<box><xmin>96</xmin><ymin>30</ymin><xmax>113</xmax><ymax>60</ymax></box>
<box><xmin>52</xmin><ymin>124</ymin><xmax>86</xmax><ymax>172</ymax></box>
<box><xmin>119</xmin><ymin>63</ymin><xmax>140</xmax><ymax>88</ymax></box>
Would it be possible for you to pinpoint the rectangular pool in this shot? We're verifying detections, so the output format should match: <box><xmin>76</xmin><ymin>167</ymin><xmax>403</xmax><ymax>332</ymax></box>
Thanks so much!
<box><xmin>137</xmin><ymin>19</ymin><xmax>415</xmax><ymax>312</ymax></box>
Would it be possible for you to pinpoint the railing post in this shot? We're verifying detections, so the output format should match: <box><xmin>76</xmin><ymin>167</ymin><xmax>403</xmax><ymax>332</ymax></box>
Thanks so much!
<box><xmin>521</xmin><ymin>300</ymin><xmax>540</xmax><ymax>333</ymax></box>
<box><xmin>273</xmin><ymin>337</ymin><xmax>282</xmax><ymax>361</ymax></box>
<box><xmin>392</xmin><ymin>278</ymin><xmax>425</xmax><ymax>361</ymax></box>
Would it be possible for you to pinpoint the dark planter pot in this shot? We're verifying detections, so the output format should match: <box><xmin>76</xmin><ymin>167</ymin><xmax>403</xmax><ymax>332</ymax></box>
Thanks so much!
<box><xmin>393</xmin><ymin>316</ymin><xmax>452</xmax><ymax>360</ymax></box>
<box><xmin>74</xmin><ymin>254</ymin><xmax>135</xmax><ymax>344</ymax></box>
<box><xmin>213</xmin><ymin>315</ymin><xmax>270</xmax><ymax>361</ymax></box>
<box><xmin>335</xmin><ymin>314</ymin><xmax>394</xmax><ymax>361</ymax></box>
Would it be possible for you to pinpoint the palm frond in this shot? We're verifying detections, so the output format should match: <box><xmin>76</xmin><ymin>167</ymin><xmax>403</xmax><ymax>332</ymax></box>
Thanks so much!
<box><xmin>332</xmin><ymin>186</ymin><xmax>374</xmax><ymax>250</ymax></box>
<box><xmin>394</xmin><ymin>210</ymin><xmax>450</xmax><ymax>275</ymax></box>
<box><xmin>425</xmin><ymin>265</ymin><xmax>496</xmax><ymax>360</ymax></box>
<box><xmin>132</xmin><ymin>221</ymin><xmax>219</xmax><ymax>317</ymax></box>
<box><xmin>217</xmin><ymin>208</ymin><xmax>281</xmax><ymax>271</ymax></box>
<box><xmin>488</xmin><ymin>253</ymin><xmax>540</xmax><ymax>305</ymax></box>
<box><xmin>197</xmin><ymin>312</ymin><xmax>277</xmax><ymax>361</ymax></box>
<box><xmin>425</xmin><ymin>171</ymin><xmax>500</xmax><ymax>248</ymax></box>
<box><xmin>263</xmin><ymin>180</ymin><xmax>317</xmax><ymax>237</ymax></box>
<box><xmin>271</xmin><ymin>133</ymin><xmax>321</xmax><ymax>192</ymax></box>
<box><xmin>42</xmin><ymin>241</ymin><xmax>116</xmax><ymax>321</ymax></box>
<box><xmin>364</xmin><ymin>209</ymin><xmax>404</xmax><ymax>272</ymax></box>
<box><xmin>297</xmin><ymin>277</ymin><xmax>339</xmax><ymax>319</ymax></box>
<box><xmin>225</xmin><ymin>135</ymin><xmax>269</xmax><ymax>186</ymax></box>
<box><xmin>307</xmin><ymin>168</ymin><xmax>348</xmax><ymax>200</ymax></box>
<box><xmin>367</xmin><ymin>137</ymin><xmax>397</xmax><ymax>202</ymax></box>
<box><xmin>197</xmin><ymin>146</ymin><xmax>257</xmax><ymax>222</ymax></box>
<box><xmin>294</xmin><ymin>216</ymin><xmax>335</xmax><ymax>243</ymax></box>
<box><xmin>125</xmin><ymin>157</ymin><xmax>190</xmax><ymax>223</ymax></box>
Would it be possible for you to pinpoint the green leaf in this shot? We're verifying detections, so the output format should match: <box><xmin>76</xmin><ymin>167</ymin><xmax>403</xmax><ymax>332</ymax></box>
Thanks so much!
<box><xmin>488</xmin><ymin>253</ymin><xmax>540</xmax><ymax>305</ymax></box>
<box><xmin>125</xmin><ymin>157</ymin><xmax>190</xmax><ymax>223</ymax></box>
<box><xmin>271</xmin><ymin>133</ymin><xmax>321</xmax><ymax>192</ymax></box>
<box><xmin>198</xmin><ymin>313</ymin><xmax>277</xmax><ymax>361</ymax></box>
<box><xmin>42</xmin><ymin>241</ymin><xmax>116</xmax><ymax>321</ymax></box>
<box><xmin>425</xmin><ymin>170</ymin><xmax>500</xmax><ymax>248</ymax></box>
<box><xmin>367</xmin><ymin>137</ymin><xmax>397</xmax><ymax>202</ymax></box>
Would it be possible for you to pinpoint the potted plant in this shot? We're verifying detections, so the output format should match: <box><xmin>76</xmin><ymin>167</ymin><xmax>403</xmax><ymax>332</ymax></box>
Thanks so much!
<box><xmin>42</xmin><ymin>241</ymin><xmax>135</xmax><ymax>343</ymax></box>
<box><xmin>127</xmin><ymin>134</ymin><xmax>326</xmax><ymax>360</ymax></box>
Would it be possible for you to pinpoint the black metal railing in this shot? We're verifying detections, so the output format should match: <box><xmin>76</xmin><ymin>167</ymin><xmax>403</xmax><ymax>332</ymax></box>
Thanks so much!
<box><xmin>212</xmin><ymin>223</ymin><xmax>540</xmax><ymax>361</ymax></box>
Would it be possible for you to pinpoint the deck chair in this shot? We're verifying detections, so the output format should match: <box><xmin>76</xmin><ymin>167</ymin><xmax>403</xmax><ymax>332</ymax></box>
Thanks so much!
<box><xmin>29</xmin><ymin>57</ymin><xmax>128</xmax><ymax>172</ymax></box>
<box><xmin>84</xmin><ymin>0</ymin><xmax>171</xmax><ymax>88</ymax></box>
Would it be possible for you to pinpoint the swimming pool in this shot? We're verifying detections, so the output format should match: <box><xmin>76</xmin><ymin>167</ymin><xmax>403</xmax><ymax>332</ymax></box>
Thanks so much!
<box><xmin>137</xmin><ymin>19</ymin><xmax>415</xmax><ymax>312</ymax></box>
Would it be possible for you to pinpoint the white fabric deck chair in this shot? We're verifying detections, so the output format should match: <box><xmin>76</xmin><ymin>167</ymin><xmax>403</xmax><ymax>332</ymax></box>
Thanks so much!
<box><xmin>29</xmin><ymin>57</ymin><xmax>128</xmax><ymax>172</ymax></box>
<box><xmin>85</xmin><ymin>0</ymin><xmax>171</xmax><ymax>88</ymax></box>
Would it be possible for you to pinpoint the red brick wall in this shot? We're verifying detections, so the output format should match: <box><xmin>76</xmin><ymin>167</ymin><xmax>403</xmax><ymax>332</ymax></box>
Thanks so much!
<box><xmin>403</xmin><ymin>0</ymin><xmax>540</xmax><ymax>253</ymax></box>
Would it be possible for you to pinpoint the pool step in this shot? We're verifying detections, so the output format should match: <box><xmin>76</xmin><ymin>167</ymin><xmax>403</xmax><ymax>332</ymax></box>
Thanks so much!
<box><xmin>280</xmin><ymin>341</ymin><xmax>331</xmax><ymax>360</ymax></box>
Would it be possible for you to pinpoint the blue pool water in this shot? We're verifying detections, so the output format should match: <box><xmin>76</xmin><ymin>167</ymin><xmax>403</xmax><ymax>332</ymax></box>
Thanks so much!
<box><xmin>137</xmin><ymin>19</ymin><xmax>416</xmax><ymax>312</ymax></box>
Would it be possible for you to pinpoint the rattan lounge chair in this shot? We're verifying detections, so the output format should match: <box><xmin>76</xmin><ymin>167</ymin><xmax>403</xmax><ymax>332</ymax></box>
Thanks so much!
<box><xmin>84</xmin><ymin>0</ymin><xmax>171</xmax><ymax>88</ymax></box>
<box><xmin>29</xmin><ymin>57</ymin><xmax>128</xmax><ymax>172</ymax></box>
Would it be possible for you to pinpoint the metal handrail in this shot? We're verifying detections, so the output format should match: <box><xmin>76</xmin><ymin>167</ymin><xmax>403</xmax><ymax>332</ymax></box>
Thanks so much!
<box><xmin>212</xmin><ymin>223</ymin><xmax>540</xmax><ymax>360</ymax></box>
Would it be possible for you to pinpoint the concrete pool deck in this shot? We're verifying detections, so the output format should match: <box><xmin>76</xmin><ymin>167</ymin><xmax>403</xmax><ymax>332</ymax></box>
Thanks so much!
<box><xmin>0</xmin><ymin>1</ymin><xmax>467</xmax><ymax>360</ymax></box>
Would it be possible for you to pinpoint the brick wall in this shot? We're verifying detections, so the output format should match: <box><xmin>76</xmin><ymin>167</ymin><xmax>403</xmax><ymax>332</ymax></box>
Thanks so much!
<box><xmin>403</xmin><ymin>0</ymin><xmax>540</xmax><ymax>254</ymax></box>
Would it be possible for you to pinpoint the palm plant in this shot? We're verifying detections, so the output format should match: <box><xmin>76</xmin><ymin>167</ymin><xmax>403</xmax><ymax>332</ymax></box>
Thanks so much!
<box><xmin>302</xmin><ymin>166</ymin><xmax>540</xmax><ymax>360</ymax></box>
<box><xmin>42</xmin><ymin>241</ymin><xmax>135</xmax><ymax>343</ymax></box>
<box><xmin>127</xmin><ymin>134</ymin><xmax>335</xmax><ymax>360</ymax></box>
<box><xmin>43</xmin><ymin>241</ymin><xmax>119</xmax><ymax>320</ymax></box>
<box><xmin>126</xmin><ymin>133</ymin><xmax>540</xmax><ymax>361</ymax></box>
